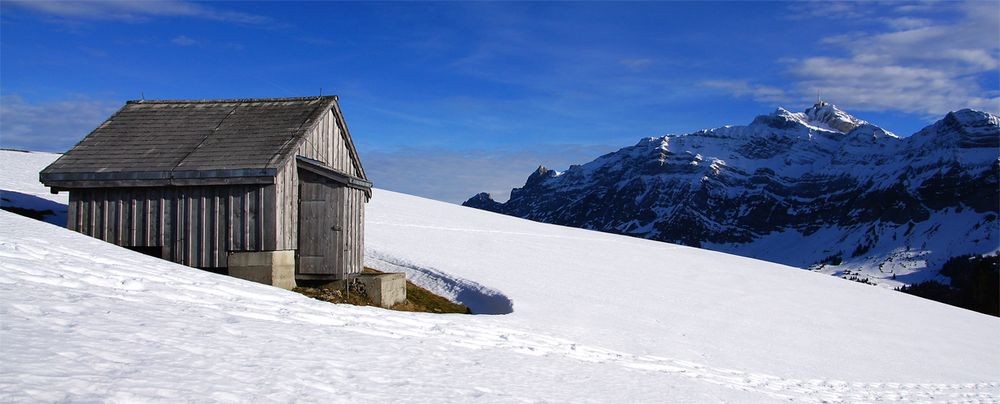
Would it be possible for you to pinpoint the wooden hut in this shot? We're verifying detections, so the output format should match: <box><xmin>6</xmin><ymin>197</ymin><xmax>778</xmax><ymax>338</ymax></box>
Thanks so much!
<box><xmin>39</xmin><ymin>96</ymin><xmax>371</xmax><ymax>285</ymax></box>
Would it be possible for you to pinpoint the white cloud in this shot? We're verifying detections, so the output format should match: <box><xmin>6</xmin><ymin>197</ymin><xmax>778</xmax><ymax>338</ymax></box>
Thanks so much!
<box><xmin>792</xmin><ymin>57</ymin><xmax>998</xmax><ymax>115</ymax></box>
<box><xmin>715</xmin><ymin>1</ymin><xmax>1000</xmax><ymax>116</ymax></box>
<box><xmin>5</xmin><ymin>0</ymin><xmax>272</xmax><ymax>25</ymax></box>
<box><xmin>619</xmin><ymin>58</ymin><xmax>652</xmax><ymax>72</ymax></box>
<box><xmin>797</xmin><ymin>2</ymin><xmax>999</xmax><ymax>115</ymax></box>
<box><xmin>883</xmin><ymin>16</ymin><xmax>934</xmax><ymax>30</ymax></box>
<box><xmin>891</xmin><ymin>1</ymin><xmax>943</xmax><ymax>14</ymax></box>
<box><xmin>702</xmin><ymin>80</ymin><xmax>787</xmax><ymax>104</ymax></box>
<box><xmin>170</xmin><ymin>35</ymin><xmax>198</xmax><ymax>47</ymax></box>
<box><xmin>0</xmin><ymin>95</ymin><xmax>121</xmax><ymax>153</ymax></box>
<box><xmin>785</xmin><ymin>1</ymin><xmax>874</xmax><ymax>20</ymax></box>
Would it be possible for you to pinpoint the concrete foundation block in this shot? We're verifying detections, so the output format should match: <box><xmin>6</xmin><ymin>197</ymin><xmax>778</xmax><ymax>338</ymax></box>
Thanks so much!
<box><xmin>355</xmin><ymin>273</ymin><xmax>406</xmax><ymax>308</ymax></box>
<box><xmin>228</xmin><ymin>250</ymin><xmax>297</xmax><ymax>290</ymax></box>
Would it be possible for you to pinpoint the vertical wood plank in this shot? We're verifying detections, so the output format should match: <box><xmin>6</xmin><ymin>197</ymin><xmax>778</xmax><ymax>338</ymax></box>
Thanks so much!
<box><xmin>177</xmin><ymin>190</ymin><xmax>183</xmax><ymax>261</ymax></box>
<box><xmin>237</xmin><ymin>188</ymin><xmax>245</xmax><ymax>251</ymax></box>
<box><xmin>135</xmin><ymin>195</ymin><xmax>144</xmax><ymax>247</ymax></box>
<box><xmin>352</xmin><ymin>188</ymin><xmax>358</xmax><ymax>274</ymax></box>
<box><xmin>180</xmin><ymin>190</ymin><xmax>187</xmax><ymax>264</ymax></box>
<box><xmin>144</xmin><ymin>190</ymin><xmax>152</xmax><ymax>246</ymax></box>
<box><xmin>244</xmin><ymin>186</ymin><xmax>251</xmax><ymax>251</ymax></box>
<box><xmin>226</xmin><ymin>187</ymin><xmax>232</xmax><ymax>256</ymax></box>
<box><xmin>319</xmin><ymin>113</ymin><xmax>326</xmax><ymax>163</ymax></box>
<box><xmin>327</xmin><ymin>110</ymin><xmax>334</xmax><ymax>165</ymax></box>
<box><xmin>88</xmin><ymin>191</ymin><xmax>97</xmax><ymax>237</ymax></box>
<box><xmin>274</xmin><ymin>168</ymin><xmax>284</xmax><ymax>251</ymax></box>
<box><xmin>359</xmin><ymin>191</ymin><xmax>365</xmax><ymax>275</ymax></box>
<box><xmin>335</xmin><ymin>184</ymin><xmax>344</xmax><ymax>278</ymax></box>
<box><xmin>262</xmin><ymin>184</ymin><xmax>277</xmax><ymax>251</ymax></box>
<box><xmin>162</xmin><ymin>190</ymin><xmax>173</xmax><ymax>262</ymax></box>
<box><xmin>256</xmin><ymin>186</ymin><xmax>264</xmax><ymax>251</ymax></box>
<box><xmin>332</xmin><ymin>115</ymin><xmax>342</xmax><ymax>171</ymax></box>
<box><xmin>116</xmin><ymin>190</ymin><xmax>124</xmax><ymax>245</ymax></box>
<box><xmin>94</xmin><ymin>191</ymin><xmax>102</xmax><ymax>240</ymax></box>
<box><xmin>201</xmin><ymin>190</ymin><xmax>208</xmax><ymax>266</ymax></box>
<box><xmin>289</xmin><ymin>166</ymin><xmax>298</xmax><ymax>250</ymax></box>
<box><xmin>80</xmin><ymin>191</ymin><xmax>88</xmax><ymax>235</ymax></box>
<box><xmin>128</xmin><ymin>197</ymin><xmax>136</xmax><ymax>246</ymax></box>
<box><xmin>67</xmin><ymin>192</ymin><xmax>78</xmax><ymax>231</ymax></box>
<box><xmin>214</xmin><ymin>192</ymin><xmax>222</xmax><ymax>267</ymax></box>
<box><xmin>152</xmin><ymin>191</ymin><xmax>161</xmax><ymax>247</ymax></box>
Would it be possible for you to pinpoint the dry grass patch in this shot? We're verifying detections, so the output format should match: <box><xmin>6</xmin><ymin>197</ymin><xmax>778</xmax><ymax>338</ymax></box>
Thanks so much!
<box><xmin>294</xmin><ymin>268</ymin><xmax>471</xmax><ymax>314</ymax></box>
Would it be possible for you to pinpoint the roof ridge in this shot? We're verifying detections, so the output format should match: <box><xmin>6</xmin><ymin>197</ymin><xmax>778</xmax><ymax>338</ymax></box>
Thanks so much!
<box><xmin>127</xmin><ymin>96</ymin><xmax>338</xmax><ymax>104</ymax></box>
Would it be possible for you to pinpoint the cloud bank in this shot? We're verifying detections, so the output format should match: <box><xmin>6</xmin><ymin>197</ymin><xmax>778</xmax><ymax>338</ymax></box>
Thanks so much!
<box><xmin>0</xmin><ymin>95</ymin><xmax>121</xmax><ymax>153</ymax></box>
<box><xmin>709</xmin><ymin>2</ymin><xmax>999</xmax><ymax>116</ymax></box>
<box><xmin>5</xmin><ymin>0</ymin><xmax>272</xmax><ymax>25</ymax></box>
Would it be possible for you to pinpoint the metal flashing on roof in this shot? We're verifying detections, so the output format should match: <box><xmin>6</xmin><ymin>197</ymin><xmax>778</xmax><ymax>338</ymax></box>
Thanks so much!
<box><xmin>296</xmin><ymin>156</ymin><xmax>372</xmax><ymax>196</ymax></box>
<box><xmin>40</xmin><ymin>167</ymin><xmax>278</xmax><ymax>188</ymax></box>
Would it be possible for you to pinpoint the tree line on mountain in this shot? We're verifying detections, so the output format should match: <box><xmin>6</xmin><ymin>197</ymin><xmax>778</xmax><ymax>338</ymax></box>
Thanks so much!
<box><xmin>897</xmin><ymin>254</ymin><xmax>999</xmax><ymax>317</ymax></box>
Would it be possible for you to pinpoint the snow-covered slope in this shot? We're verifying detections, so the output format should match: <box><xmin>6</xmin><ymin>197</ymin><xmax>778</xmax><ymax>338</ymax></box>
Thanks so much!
<box><xmin>2</xmin><ymin>150</ymin><xmax>999</xmax><ymax>402</ymax></box>
<box><xmin>0</xmin><ymin>150</ymin><xmax>67</xmax><ymax>226</ymax></box>
<box><xmin>465</xmin><ymin>105</ymin><xmax>1000</xmax><ymax>289</ymax></box>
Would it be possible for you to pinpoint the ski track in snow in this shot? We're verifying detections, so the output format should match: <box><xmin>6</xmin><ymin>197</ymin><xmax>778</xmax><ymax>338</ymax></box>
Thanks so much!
<box><xmin>2</xmin><ymin>212</ymin><xmax>998</xmax><ymax>403</ymax></box>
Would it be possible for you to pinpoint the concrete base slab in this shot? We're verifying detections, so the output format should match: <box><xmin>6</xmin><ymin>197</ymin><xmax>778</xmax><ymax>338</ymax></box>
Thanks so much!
<box><xmin>354</xmin><ymin>272</ymin><xmax>406</xmax><ymax>308</ymax></box>
<box><xmin>228</xmin><ymin>250</ymin><xmax>297</xmax><ymax>290</ymax></box>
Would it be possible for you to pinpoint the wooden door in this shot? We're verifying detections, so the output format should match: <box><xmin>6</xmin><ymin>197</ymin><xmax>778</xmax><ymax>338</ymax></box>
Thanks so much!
<box><xmin>298</xmin><ymin>177</ymin><xmax>344</xmax><ymax>278</ymax></box>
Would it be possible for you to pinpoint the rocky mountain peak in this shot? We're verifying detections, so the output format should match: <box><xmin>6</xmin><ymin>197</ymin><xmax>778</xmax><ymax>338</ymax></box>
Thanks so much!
<box><xmin>461</xmin><ymin>192</ymin><xmax>503</xmax><ymax>213</ymax></box>
<box><xmin>753</xmin><ymin>103</ymin><xmax>867</xmax><ymax>134</ymax></box>
<box><xmin>804</xmin><ymin>102</ymin><xmax>865</xmax><ymax>133</ymax></box>
<box><xmin>943</xmin><ymin>109</ymin><xmax>999</xmax><ymax>133</ymax></box>
<box><xmin>524</xmin><ymin>165</ymin><xmax>557</xmax><ymax>187</ymax></box>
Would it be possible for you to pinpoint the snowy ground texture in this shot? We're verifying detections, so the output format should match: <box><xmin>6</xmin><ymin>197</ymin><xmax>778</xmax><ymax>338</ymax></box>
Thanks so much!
<box><xmin>0</xmin><ymin>150</ymin><xmax>67</xmax><ymax>226</ymax></box>
<box><xmin>2</xmin><ymin>150</ymin><xmax>999</xmax><ymax>402</ymax></box>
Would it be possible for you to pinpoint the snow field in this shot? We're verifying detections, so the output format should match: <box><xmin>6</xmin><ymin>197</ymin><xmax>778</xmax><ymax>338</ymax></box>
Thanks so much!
<box><xmin>2</xmin><ymin>150</ymin><xmax>999</xmax><ymax>402</ymax></box>
<box><xmin>364</xmin><ymin>190</ymin><xmax>1000</xmax><ymax>384</ymax></box>
<box><xmin>4</xmin><ymin>211</ymin><xmax>999</xmax><ymax>402</ymax></box>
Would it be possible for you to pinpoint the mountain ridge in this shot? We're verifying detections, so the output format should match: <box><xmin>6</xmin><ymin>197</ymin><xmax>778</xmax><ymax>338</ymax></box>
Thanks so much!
<box><xmin>464</xmin><ymin>104</ymin><xmax>1000</xmax><ymax>289</ymax></box>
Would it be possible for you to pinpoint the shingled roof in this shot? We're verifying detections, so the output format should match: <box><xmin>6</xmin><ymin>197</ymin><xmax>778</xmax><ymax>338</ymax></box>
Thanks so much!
<box><xmin>41</xmin><ymin>96</ymin><xmax>365</xmax><ymax>186</ymax></box>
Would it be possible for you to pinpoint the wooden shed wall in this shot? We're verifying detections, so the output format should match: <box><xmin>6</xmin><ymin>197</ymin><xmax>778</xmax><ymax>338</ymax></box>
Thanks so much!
<box><xmin>276</xmin><ymin>107</ymin><xmax>365</xmax><ymax>254</ymax></box>
<box><xmin>271</xmin><ymin>161</ymin><xmax>367</xmax><ymax>278</ymax></box>
<box><xmin>341</xmin><ymin>186</ymin><xmax>366</xmax><ymax>276</ymax></box>
<box><xmin>272</xmin><ymin>161</ymin><xmax>299</xmax><ymax>251</ymax></box>
<box><xmin>295</xmin><ymin>108</ymin><xmax>358</xmax><ymax>177</ymax></box>
<box><xmin>67</xmin><ymin>185</ymin><xmax>269</xmax><ymax>268</ymax></box>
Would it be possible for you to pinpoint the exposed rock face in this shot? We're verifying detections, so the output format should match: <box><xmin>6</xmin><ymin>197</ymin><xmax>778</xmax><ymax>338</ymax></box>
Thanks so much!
<box><xmin>463</xmin><ymin>104</ymin><xmax>1000</xmax><ymax>287</ymax></box>
<box><xmin>463</xmin><ymin>192</ymin><xmax>504</xmax><ymax>213</ymax></box>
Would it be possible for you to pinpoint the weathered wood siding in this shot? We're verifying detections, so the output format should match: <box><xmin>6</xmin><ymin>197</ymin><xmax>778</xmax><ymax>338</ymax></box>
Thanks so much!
<box><xmin>341</xmin><ymin>186</ymin><xmax>365</xmax><ymax>276</ymax></box>
<box><xmin>276</xmin><ymin>164</ymin><xmax>365</xmax><ymax>279</ymax></box>
<box><xmin>272</xmin><ymin>161</ymin><xmax>299</xmax><ymax>251</ymax></box>
<box><xmin>296</xmin><ymin>108</ymin><xmax>359</xmax><ymax>177</ymax></box>
<box><xmin>67</xmin><ymin>185</ymin><xmax>268</xmax><ymax>268</ymax></box>
<box><xmin>297</xmin><ymin>175</ymin><xmax>343</xmax><ymax>277</ymax></box>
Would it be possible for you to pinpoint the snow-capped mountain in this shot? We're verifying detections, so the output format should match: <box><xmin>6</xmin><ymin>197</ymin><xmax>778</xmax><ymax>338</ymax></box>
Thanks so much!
<box><xmin>465</xmin><ymin>103</ymin><xmax>1000</xmax><ymax>288</ymax></box>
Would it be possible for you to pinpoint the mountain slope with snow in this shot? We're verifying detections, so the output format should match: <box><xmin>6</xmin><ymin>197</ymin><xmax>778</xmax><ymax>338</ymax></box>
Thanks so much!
<box><xmin>465</xmin><ymin>104</ymin><xmax>1000</xmax><ymax>289</ymax></box>
<box><xmin>2</xmin><ymin>150</ymin><xmax>999</xmax><ymax>402</ymax></box>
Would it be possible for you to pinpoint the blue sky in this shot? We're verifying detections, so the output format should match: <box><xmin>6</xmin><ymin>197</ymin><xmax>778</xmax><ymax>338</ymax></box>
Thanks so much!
<box><xmin>2</xmin><ymin>1</ymin><xmax>998</xmax><ymax>203</ymax></box>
